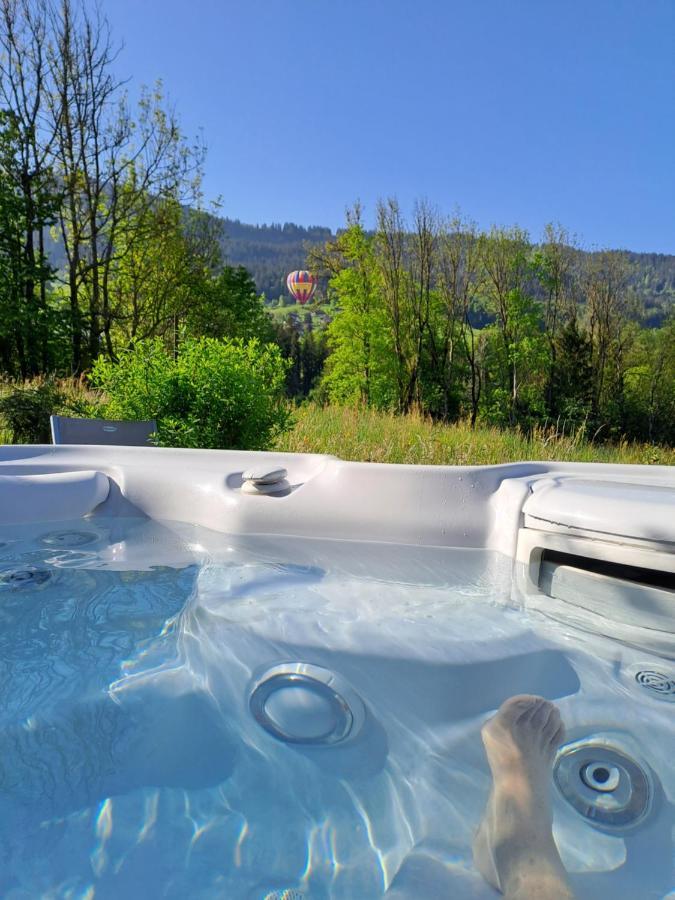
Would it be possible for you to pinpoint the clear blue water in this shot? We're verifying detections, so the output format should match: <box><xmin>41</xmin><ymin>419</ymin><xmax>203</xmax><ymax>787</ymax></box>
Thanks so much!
<box><xmin>0</xmin><ymin>516</ymin><xmax>673</xmax><ymax>899</ymax></box>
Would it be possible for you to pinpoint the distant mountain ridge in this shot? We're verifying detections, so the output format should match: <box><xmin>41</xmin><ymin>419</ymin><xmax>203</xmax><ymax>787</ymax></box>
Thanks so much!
<box><xmin>42</xmin><ymin>214</ymin><xmax>675</xmax><ymax>326</ymax></box>
<box><xmin>222</xmin><ymin>217</ymin><xmax>675</xmax><ymax>326</ymax></box>
<box><xmin>221</xmin><ymin>218</ymin><xmax>331</xmax><ymax>303</ymax></box>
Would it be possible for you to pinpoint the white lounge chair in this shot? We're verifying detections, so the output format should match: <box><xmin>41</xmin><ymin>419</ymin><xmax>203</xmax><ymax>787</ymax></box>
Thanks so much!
<box><xmin>50</xmin><ymin>415</ymin><xmax>157</xmax><ymax>446</ymax></box>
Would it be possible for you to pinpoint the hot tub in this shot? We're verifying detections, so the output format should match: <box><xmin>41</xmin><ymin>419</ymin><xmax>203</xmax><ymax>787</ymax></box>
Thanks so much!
<box><xmin>0</xmin><ymin>445</ymin><xmax>673</xmax><ymax>899</ymax></box>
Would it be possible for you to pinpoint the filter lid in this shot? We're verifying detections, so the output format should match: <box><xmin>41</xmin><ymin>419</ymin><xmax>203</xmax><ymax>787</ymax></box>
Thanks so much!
<box><xmin>523</xmin><ymin>478</ymin><xmax>675</xmax><ymax>543</ymax></box>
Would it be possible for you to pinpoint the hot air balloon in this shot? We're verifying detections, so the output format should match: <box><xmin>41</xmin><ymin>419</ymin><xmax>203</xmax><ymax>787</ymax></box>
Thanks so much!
<box><xmin>286</xmin><ymin>270</ymin><xmax>318</xmax><ymax>305</ymax></box>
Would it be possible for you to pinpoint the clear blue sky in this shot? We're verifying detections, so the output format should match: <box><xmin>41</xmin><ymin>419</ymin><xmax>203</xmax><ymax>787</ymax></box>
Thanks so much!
<box><xmin>102</xmin><ymin>0</ymin><xmax>674</xmax><ymax>252</ymax></box>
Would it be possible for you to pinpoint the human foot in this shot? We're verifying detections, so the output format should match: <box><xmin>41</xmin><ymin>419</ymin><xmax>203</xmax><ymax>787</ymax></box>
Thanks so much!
<box><xmin>472</xmin><ymin>695</ymin><xmax>571</xmax><ymax>898</ymax></box>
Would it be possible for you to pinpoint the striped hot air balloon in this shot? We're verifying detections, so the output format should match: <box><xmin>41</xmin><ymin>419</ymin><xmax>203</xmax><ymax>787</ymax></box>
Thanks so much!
<box><xmin>286</xmin><ymin>270</ymin><xmax>318</xmax><ymax>305</ymax></box>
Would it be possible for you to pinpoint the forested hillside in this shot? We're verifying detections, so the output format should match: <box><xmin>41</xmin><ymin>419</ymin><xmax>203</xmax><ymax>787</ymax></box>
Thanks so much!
<box><xmin>42</xmin><ymin>211</ymin><xmax>675</xmax><ymax>322</ymax></box>
<box><xmin>220</xmin><ymin>218</ymin><xmax>675</xmax><ymax>324</ymax></box>
<box><xmin>221</xmin><ymin>219</ymin><xmax>331</xmax><ymax>303</ymax></box>
<box><xmin>623</xmin><ymin>251</ymin><xmax>675</xmax><ymax>326</ymax></box>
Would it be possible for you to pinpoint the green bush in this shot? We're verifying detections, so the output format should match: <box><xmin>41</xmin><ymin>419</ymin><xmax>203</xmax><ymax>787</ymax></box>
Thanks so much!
<box><xmin>0</xmin><ymin>379</ymin><xmax>65</xmax><ymax>443</ymax></box>
<box><xmin>0</xmin><ymin>378</ymin><xmax>105</xmax><ymax>443</ymax></box>
<box><xmin>91</xmin><ymin>336</ymin><xmax>291</xmax><ymax>449</ymax></box>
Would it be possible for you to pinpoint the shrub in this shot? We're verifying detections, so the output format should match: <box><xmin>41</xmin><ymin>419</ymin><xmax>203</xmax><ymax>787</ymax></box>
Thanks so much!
<box><xmin>91</xmin><ymin>336</ymin><xmax>291</xmax><ymax>450</ymax></box>
<box><xmin>0</xmin><ymin>379</ymin><xmax>65</xmax><ymax>443</ymax></box>
<box><xmin>0</xmin><ymin>378</ymin><xmax>105</xmax><ymax>444</ymax></box>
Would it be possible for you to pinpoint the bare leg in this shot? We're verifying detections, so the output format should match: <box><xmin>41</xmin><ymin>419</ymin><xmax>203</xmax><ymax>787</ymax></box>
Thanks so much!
<box><xmin>472</xmin><ymin>695</ymin><xmax>575</xmax><ymax>899</ymax></box>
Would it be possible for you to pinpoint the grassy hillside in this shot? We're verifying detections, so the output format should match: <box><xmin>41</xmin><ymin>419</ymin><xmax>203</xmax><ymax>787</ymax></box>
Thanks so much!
<box><xmin>272</xmin><ymin>404</ymin><xmax>675</xmax><ymax>466</ymax></box>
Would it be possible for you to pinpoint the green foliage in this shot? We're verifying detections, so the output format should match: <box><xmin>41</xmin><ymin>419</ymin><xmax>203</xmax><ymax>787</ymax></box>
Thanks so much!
<box><xmin>165</xmin><ymin>215</ymin><xmax>675</xmax><ymax>321</ymax></box>
<box><xmin>548</xmin><ymin>319</ymin><xmax>594</xmax><ymax>428</ymax></box>
<box><xmin>0</xmin><ymin>380</ymin><xmax>64</xmax><ymax>443</ymax></box>
<box><xmin>91</xmin><ymin>337</ymin><xmax>291</xmax><ymax>450</ymax></box>
<box><xmin>0</xmin><ymin>112</ymin><xmax>61</xmax><ymax>377</ymax></box>
<box><xmin>622</xmin><ymin>251</ymin><xmax>675</xmax><ymax>327</ymax></box>
<box><xmin>273</xmin><ymin>322</ymin><xmax>329</xmax><ymax>398</ymax></box>
<box><xmin>479</xmin><ymin>297</ymin><xmax>549</xmax><ymax>428</ymax></box>
<box><xmin>186</xmin><ymin>266</ymin><xmax>273</xmax><ymax>342</ymax></box>
<box><xmin>312</xmin><ymin>210</ymin><xmax>675</xmax><ymax>447</ymax></box>
<box><xmin>317</xmin><ymin>221</ymin><xmax>398</xmax><ymax>408</ymax></box>
<box><xmin>623</xmin><ymin>313</ymin><xmax>675</xmax><ymax>444</ymax></box>
<box><xmin>0</xmin><ymin>378</ymin><xmax>102</xmax><ymax>443</ymax></box>
<box><xmin>105</xmin><ymin>199</ymin><xmax>222</xmax><ymax>352</ymax></box>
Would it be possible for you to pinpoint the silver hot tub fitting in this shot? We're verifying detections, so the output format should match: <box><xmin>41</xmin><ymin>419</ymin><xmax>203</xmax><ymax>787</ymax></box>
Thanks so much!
<box><xmin>554</xmin><ymin>738</ymin><xmax>653</xmax><ymax>831</ymax></box>
<box><xmin>249</xmin><ymin>663</ymin><xmax>366</xmax><ymax>745</ymax></box>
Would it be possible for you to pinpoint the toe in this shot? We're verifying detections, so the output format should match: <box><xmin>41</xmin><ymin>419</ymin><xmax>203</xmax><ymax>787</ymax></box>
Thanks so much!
<box><xmin>549</xmin><ymin>721</ymin><xmax>566</xmax><ymax>749</ymax></box>
<box><xmin>542</xmin><ymin>705</ymin><xmax>561</xmax><ymax>737</ymax></box>
<box><xmin>515</xmin><ymin>695</ymin><xmax>547</xmax><ymax>725</ymax></box>
<box><xmin>484</xmin><ymin>696</ymin><xmax>535</xmax><ymax>733</ymax></box>
<box><xmin>502</xmin><ymin>694</ymin><xmax>543</xmax><ymax>719</ymax></box>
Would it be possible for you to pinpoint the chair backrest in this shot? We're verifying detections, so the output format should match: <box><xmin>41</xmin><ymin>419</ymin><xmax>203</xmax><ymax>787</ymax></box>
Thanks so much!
<box><xmin>50</xmin><ymin>415</ymin><xmax>158</xmax><ymax>447</ymax></box>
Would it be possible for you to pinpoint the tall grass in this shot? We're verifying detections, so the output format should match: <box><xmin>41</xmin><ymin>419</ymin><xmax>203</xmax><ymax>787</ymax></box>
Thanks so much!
<box><xmin>273</xmin><ymin>403</ymin><xmax>675</xmax><ymax>466</ymax></box>
<box><xmin>0</xmin><ymin>377</ymin><xmax>102</xmax><ymax>444</ymax></box>
<box><xmin>1</xmin><ymin>379</ymin><xmax>672</xmax><ymax>465</ymax></box>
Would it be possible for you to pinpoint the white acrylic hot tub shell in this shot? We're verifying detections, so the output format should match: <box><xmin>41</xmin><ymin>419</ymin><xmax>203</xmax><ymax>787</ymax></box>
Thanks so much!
<box><xmin>0</xmin><ymin>468</ymin><xmax>109</xmax><ymax>524</ymax></box>
<box><xmin>3</xmin><ymin>444</ymin><xmax>671</xmax><ymax>655</ymax></box>
<box><xmin>0</xmin><ymin>444</ymin><xmax>673</xmax><ymax>554</ymax></box>
<box><xmin>523</xmin><ymin>476</ymin><xmax>675</xmax><ymax>544</ymax></box>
